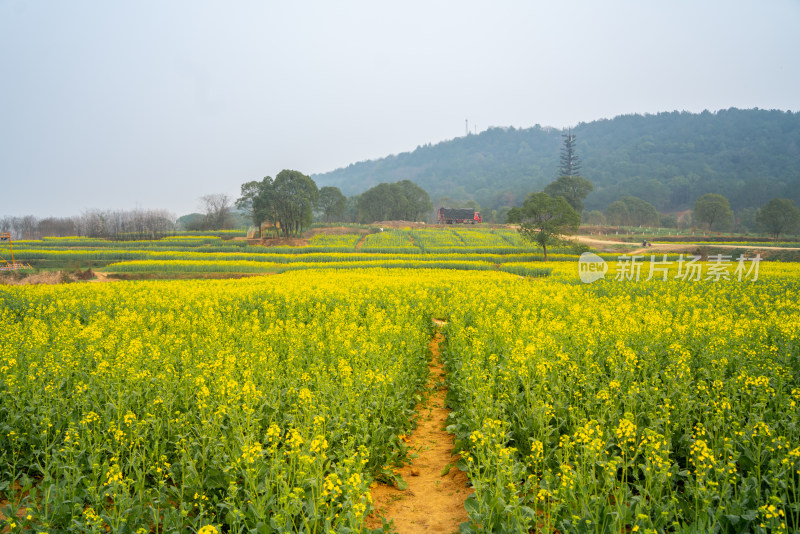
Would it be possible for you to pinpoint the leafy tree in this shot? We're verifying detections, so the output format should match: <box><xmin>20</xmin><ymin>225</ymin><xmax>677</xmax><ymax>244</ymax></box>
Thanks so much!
<box><xmin>506</xmin><ymin>206</ymin><xmax>522</xmax><ymax>224</ymax></box>
<box><xmin>544</xmin><ymin>175</ymin><xmax>594</xmax><ymax>213</ymax></box>
<box><xmin>604</xmin><ymin>196</ymin><xmax>659</xmax><ymax>227</ymax></box>
<box><xmin>659</xmin><ymin>213</ymin><xmax>678</xmax><ymax>228</ymax></box>
<box><xmin>736</xmin><ymin>207</ymin><xmax>758</xmax><ymax>233</ymax></box>
<box><xmin>236</xmin><ymin>180</ymin><xmax>266</xmax><ymax>226</ymax></box>
<box><xmin>495</xmin><ymin>206</ymin><xmax>512</xmax><ymax>224</ymax></box>
<box><xmin>357</xmin><ymin>180</ymin><xmax>432</xmax><ymax>223</ymax></box>
<box><xmin>693</xmin><ymin>193</ymin><xmax>734</xmax><ymax>231</ymax></box>
<box><xmin>316</xmin><ymin>186</ymin><xmax>347</xmax><ymax>223</ymax></box>
<box><xmin>237</xmin><ymin>171</ymin><xmax>318</xmax><ymax>237</ymax></box>
<box><xmin>272</xmin><ymin>170</ymin><xmax>319</xmax><ymax>237</ymax></box>
<box><xmin>517</xmin><ymin>192</ymin><xmax>581</xmax><ymax>261</ymax></box>
<box><xmin>358</xmin><ymin>183</ymin><xmax>398</xmax><ymax>223</ymax></box>
<box><xmin>605</xmin><ymin>201</ymin><xmax>630</xmax><ymax>226</ymax></box>
<box><xmin>619</xmin><ymin>196</ymin><xmax>660</xmax><ymax>226</ymax></box>
<box><xmin>756</xmin><ymin>198</ymin><xmax>800</xmax><ymax>239</ymax></box>
<box><xmin>344</xmin><ymin>195</ymin><xmax>360</xmax><ymax>223</ymax></box>
<box><xmin>250</xmin><ymin>177</ymin><xmax>277</xmax><ymax>232</ymax></box>
<box><xmin>396</xmin><ymin>180</ymin><xmax>433</xmax><ymax>220</ymax></box>
<box><xmin>235</xmin><ymin>176</ymin><xmax>277</xmax><ymax>234</ymax></box>
<box><xmin>584</xmin><ymin>210</ymin><xmax>606</xmax><ymax>225</ymax></box>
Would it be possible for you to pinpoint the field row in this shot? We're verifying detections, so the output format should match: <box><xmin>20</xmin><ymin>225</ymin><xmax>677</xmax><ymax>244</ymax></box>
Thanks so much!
<box><xmin>14</xmin><ymin>228</ymin><xmax>525</xmax><ymax>251</ymax></box>
<box><xmin>9</xmin><ymin>228</ymin><xmax>588</xmax><ymax>273</ymax></box>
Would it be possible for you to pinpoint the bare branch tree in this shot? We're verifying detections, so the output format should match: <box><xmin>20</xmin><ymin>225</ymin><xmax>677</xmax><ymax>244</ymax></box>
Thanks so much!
<box><xmin>200</xmin><ymin>194</ymin><xmax>234</xmax><ymax>230</ymax></box>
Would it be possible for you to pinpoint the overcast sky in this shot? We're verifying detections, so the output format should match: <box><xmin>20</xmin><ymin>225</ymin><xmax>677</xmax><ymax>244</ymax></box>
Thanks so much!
<box><xmin>2</xmin><ymin>0</ymin><xmax>798</xmax><ymax>218</ymax></box>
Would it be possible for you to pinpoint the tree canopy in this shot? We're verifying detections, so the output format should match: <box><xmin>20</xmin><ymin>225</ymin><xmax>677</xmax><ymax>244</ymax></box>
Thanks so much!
<box><xmin>544</xmin><ymin>175</ymin><xmax>594</xmax><ymax>213</ymax></box>
<box><xmin>315</xmin><ymin>186</ymin><xmax>347</xmax><ymax>223</ymax></box>
<box><xmin>604</xmin><ymin>196</ymin><xmax>660</xmax><ymax>227</ymax></box>
<box><xmin>235</xmin><ymin>180</ymin><xmax>264</xmax><ymax>226</ymax></box>
<box><xmin>756</xmin><ymin>198</ymin><xmax>800</xmax><ymax>239</ymax></box>
<box><xmin>584</xmin><ymin>210</ymin><xmax>606</xmax><ymax>225</ymax></box>
<box><xmin>506</xmin><ymin>206</ymin><xmax>522</xmax><ymax>224</ymax></box>
<box><xmin>357</xmin><ymin>180</ymin><xmax>432</xmax><ymax>223</ymax></box>
<box><xmin>694</xmin><ymin>193</ymin><xmax>734</xmax><ymax>231</ymax></box>
<box><xmin>236</xmin><ymin>170</ymin><xmax>318</xmax><ymax>237</ymax></box>
<box><xmin>517</xmin><ymin>192</ymin><xmax>581</xmax><ymax>261</ymax></box>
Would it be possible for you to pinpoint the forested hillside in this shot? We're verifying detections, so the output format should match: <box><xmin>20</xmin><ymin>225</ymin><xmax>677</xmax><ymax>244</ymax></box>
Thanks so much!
<box><xmin>313</xmin><ymin>108</ymin><xmax>800</xmax><ymax>216</ymax></box>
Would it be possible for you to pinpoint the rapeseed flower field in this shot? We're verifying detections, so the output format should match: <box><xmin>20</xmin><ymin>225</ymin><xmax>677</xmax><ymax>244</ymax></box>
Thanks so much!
<box><xmin>1</xmin><ymin>271</ymin><xmax>445</xmax><ymax>532</ymax></box>
<box><xmin>2</xmin><ymin>236</ymin><xmax>799</xmax><ymax>532</ymax></box>
<box><xmin>444</xmin><ymin>264</ymin><xmax>800</xmax><ymax>533</ymax></box>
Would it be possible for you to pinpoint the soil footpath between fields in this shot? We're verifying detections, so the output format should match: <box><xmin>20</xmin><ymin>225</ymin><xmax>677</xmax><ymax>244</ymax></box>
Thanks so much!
<box><xmin>365</xmin><ymin>319</ymin><xmax>472</xmax><ymax>533</ymax></box>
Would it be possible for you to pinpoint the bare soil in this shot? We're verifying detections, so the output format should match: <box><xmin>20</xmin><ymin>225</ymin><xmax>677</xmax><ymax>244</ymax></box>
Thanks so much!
<box><xmin>92</xmin><ymin>271</ymin><xmax>110</xmax><ymax>282</ymax></box>
<box><xmin>574</xmin><ymin>235</ymin><xmax>800</xmax><ymax>257</ymax></box>
<box><xmin>574</xmin><ymin>236</ymin><xmax>640</xmax><ymax>252</ymax></box>
<box><xmin>365</xmin><ymin>320</ymin><xmax>472</xmax><ymax>533</ymax></box>
<box><xmin>249</xmin><ymin>237</ymin><xmax>310</xmax><ymax>247</ymax></box>
<box><xmin>0</xmin><ymin>270</ymin><xmax>273</xmax><ymax>285</ymax></box>
<box><xmin>0</xmin><ymin>504</ymin><xmax>27</xmax><ymax>532</ymax></box>
<box><xmin>0</xmin><ymin>269</ymin><xmax>94</xmax><ymax>286</ymax></box>
<box><xmin>0</xmin><ymin>481</ymin><xmax>29</xmax><ymax>531</ymax></box>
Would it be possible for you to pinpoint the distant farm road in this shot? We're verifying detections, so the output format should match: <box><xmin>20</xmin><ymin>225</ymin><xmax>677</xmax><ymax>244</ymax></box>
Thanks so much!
<box><xmin>574</xmin><ymin>235</ymin><xmax>800</xmax><ymax>256</ymax></box>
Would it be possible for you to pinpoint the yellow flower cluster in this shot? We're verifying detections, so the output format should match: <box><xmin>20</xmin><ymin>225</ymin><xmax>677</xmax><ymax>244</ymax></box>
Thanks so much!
<box><xmin>441</xmin><ymin>263</ymin><xmax>800</xmax><ymax>532</ymax></box>
<box><xmin>0</xmin><ymin>269</ymin><xmax>473</xmax><ymax>531</ymax></box>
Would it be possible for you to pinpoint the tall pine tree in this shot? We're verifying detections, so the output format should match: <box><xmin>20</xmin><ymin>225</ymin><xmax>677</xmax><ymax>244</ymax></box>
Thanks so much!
<box><xmin>559</xmin><ymin>129</ymin><xmax>582</xmax><ymax>177</ymax></box>
<box><xmin>544</xmin><ymin>129</ymin><xmax>593</xmax><ymax>212</ymax></box>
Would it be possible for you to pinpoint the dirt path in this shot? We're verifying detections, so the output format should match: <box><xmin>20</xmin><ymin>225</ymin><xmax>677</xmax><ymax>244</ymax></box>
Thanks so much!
<box><xmin>575</xmin><ymin>235</ymin><xmax>800</xmax><ymax>256</ymax></box>
<box><xmin>365</xmin><ymin>320</ymin><xmax>472</xmax><ymax>533</ymax></box>
<box><xmin>92</xmin><ymin>271</ymin><xmax>111</xmax><ymax>282</ymax></box>
<box><xmin>574</xmin><ymin>236</ymin><xmax>638</xmax><ymax>249</ymax></box>
<box><xmin>356</xmin><ymin>235</ymin><xmax>368</xmax><ymax>250</ymax></box>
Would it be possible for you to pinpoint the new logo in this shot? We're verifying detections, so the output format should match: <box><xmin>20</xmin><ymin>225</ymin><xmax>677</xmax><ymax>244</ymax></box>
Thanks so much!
<box><xmin>578</xmin><ymin>252</ymin><xmax>608</xmax><ymax>283</ymax></box>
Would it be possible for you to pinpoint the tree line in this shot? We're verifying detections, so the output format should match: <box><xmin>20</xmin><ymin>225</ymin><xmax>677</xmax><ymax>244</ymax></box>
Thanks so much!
<box><xmin>2</xmin><ymin>173</ymin><xmax>434</xmax><ymax>241</ymax></box>
<box><xmin>236</xmin><ymin>170</ymin><xmax>432</xmax><ymax>236</ymax></box>
<box><xmin>1</xmin><ymin>209</ymin><xmax>176</xmax><ymax>240</ymax></box>
<box><xmin>579</xmin><ymin>193</ymin><xmax>800</xmax><ymax>239</ymax></box>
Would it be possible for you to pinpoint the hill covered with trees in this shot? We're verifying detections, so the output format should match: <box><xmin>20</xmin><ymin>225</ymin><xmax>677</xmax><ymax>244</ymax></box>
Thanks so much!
<box><xmin>313</xmin><ymin>108</ymin><xmax>800</xmax><ymax>219</ymax></box>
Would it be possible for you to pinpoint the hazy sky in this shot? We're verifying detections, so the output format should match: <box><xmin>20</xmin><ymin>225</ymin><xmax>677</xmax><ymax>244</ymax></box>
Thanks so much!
<box><xmin>2</xmin><ymin>0</ymin><xmax>799</xmax><ymax>218</ymax></box>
